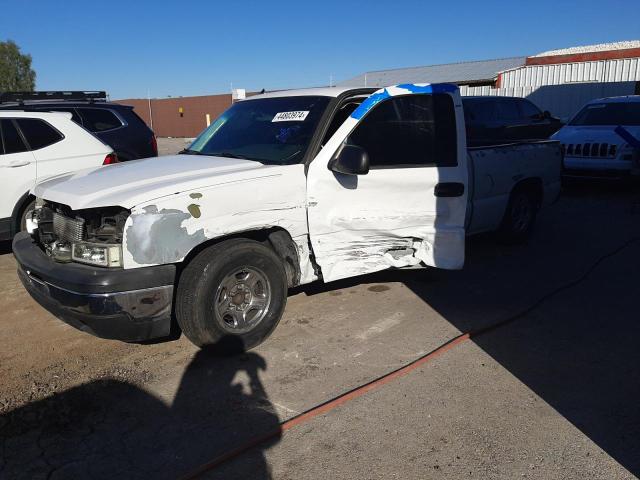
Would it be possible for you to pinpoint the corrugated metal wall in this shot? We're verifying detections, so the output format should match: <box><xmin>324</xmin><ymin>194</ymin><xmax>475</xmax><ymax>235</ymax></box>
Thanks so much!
<box><xmin>500</xmin><ymin>58</ymin><xmax>640</xmax><ymax>88</ymax></box>
<box><xmin>469</xmin><ymin>57</ymin><xmax>640</xmax><ymax>121</ymax></box>
<box><xmin>460</xmin><ymin>81</ymin><xmax>638</xmax><ymax>122</ymax></box>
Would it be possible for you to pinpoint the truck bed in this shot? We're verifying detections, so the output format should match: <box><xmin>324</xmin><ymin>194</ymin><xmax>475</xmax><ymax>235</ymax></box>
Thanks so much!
<box><xmin>465</xmin><ymin>140</ymin><xmax>562</xmax><ymax>235</ymax></box>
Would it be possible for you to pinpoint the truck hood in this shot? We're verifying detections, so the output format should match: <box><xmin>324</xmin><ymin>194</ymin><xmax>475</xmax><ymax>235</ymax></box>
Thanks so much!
<box><xmin>33</xmin><ymin>154</ymin><xmax>283</xmax><ymax>210</ymax></box>
<box><xmin>551</xmin><ymin>125</ymin><xmax>640</xmax><ymax>146</ymax></box>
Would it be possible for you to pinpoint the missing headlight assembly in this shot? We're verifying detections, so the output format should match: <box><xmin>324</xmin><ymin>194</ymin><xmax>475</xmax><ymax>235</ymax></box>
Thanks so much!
<box><xmin>34</xmin><ymin>200</ymin><xmax>130</xmax><ymax>267</ymax></box>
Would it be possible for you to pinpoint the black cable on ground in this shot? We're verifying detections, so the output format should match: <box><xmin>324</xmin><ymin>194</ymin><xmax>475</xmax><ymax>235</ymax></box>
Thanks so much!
<box><xmin>180</xmin><ymin>236</ymin><xmax>640</xmax><ymax>479</ymax></box>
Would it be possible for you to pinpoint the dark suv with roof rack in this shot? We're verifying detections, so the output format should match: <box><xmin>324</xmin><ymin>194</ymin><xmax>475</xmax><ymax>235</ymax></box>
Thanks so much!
<box><xmin>0</xmin><ymin>91</ymin><xmax>157</xmax><ymax>161</ymax></box>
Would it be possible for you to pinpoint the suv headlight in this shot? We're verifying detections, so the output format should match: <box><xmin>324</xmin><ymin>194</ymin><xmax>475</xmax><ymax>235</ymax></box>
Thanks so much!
<box><xmin>72</xmin><ymin>242</ymin><xmax>123</xmax><ymax>267</ymax></box>
<box><xmin>620</xmin><ymin>143</ymin><xmax>635</xmax><ymax>160</ymax></box>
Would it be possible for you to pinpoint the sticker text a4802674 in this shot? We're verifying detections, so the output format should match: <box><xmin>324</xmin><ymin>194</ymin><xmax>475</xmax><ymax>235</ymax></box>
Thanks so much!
<box><xmin>272</xmin><ymin>111</ymin><xmax>310</xmax><ymax>122</ymax></box>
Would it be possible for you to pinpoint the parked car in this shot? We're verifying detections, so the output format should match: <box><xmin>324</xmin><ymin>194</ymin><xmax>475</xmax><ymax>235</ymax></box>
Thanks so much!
<box><xmin>462</xmin><ymin>96</ymin><xmax>562</xmax><ymax>147</ymax></box>
<box><xmin>0</xmin><ymin>110</ymin><xmax>116</xmax><ymax>240</ymax></box>
<box><xmin>0</xmin><ymin>91</ymin><xmax>157</xmax><ymax>161</ymax></box>
<box><xmin>13</xmin><ymin>83</ymin><xmax>561</xmax><ymax>352</ymax></box>
<box><xmin>552</xmin><ymin>95</ymin><xmax>640</xmax><ymax>178</ymax></box>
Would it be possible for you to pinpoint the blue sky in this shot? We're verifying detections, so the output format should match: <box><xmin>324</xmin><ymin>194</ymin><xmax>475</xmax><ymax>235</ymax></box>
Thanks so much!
<box><xmin>1</xmin><ymin>0</ymin><xmax>639</xmax><ymax>99</ymax></box>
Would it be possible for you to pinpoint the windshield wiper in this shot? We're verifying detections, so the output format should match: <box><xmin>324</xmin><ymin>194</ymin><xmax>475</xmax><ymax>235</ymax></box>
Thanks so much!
<box><xmin>209</xmin><ymin>151</ymin><xmax>251</xmax><ymax>160</ymax></box>
<box><xmin>281</xmin><ymin>150</ymin><xmax>302</xmax><ymax>162</ymax></box>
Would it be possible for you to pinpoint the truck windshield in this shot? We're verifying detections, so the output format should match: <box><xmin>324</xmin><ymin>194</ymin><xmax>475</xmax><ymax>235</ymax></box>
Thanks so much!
<box><xmin>185</xmin><ymin>96</ymin><xmax>331</xmax><ymax>164</ymax></box>
<box><xmin>569</xmin><ymin>102</ymin><xmax>640</xmax><ymax>126</ymax></box>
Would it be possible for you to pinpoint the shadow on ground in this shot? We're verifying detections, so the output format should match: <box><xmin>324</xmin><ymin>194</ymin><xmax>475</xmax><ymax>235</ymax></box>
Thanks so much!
<box><xmin>300</xmin><ymin>180</ymin><xmax>640</xmax><ymax>476</ymax></box>
<box><xmin>0</xmin><ymin>337</ymin><xmax>281</xmax><ymax>480</ymax></box>
<box><xmin>2</xmin><ymin>181</ymin><xmax>640</xmax><ymax>478</ymax></box>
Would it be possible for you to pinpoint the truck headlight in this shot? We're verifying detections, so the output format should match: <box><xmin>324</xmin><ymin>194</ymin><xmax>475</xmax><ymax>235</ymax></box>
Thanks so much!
<box><xmin>25</xmin><ymin>210</ymin><xmax>38</xmax><ymax>234</ymax></box>
<box><xmin>26</xmin><ymin>198</ymin><xmax>44</xmax><ymax>235</ymax></box>
<box><xmin>72</xmin><ymin>242</ymin><xmax>123</xmax><ymax>267</ymax></box>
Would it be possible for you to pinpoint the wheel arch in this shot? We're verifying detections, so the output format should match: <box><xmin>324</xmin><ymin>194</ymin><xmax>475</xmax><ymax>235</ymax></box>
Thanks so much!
<box><xmin>511</xmin><ymin>177</ymin><xmax>543</xmax><ymax>208</ymax></box>
<box><xmin>11</xmin><ymin>191</ymin><xmax>36</xmax><ymax>236</ymax></box>
<box><xmin>178</xmin><ymin>227</ymin><xmax>302</xmax><ymax>288</ymax></box>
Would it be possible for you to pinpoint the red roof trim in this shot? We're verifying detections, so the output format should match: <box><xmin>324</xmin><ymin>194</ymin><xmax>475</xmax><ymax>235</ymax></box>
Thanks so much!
<box><xmin>526</xmin><ymin>48</ymin><xmax>640</xmax><ymax>66</ymax></box>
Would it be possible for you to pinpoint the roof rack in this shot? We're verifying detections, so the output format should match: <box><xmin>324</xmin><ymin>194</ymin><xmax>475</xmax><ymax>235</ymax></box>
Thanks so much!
<box><xmin>0</xmin><ymin>91</ymin><xmax>107</xmax><ymax>104</ymax></box>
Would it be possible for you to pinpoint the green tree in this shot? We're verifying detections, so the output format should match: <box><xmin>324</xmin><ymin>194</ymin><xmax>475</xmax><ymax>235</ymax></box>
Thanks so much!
<box><xmin>0</xmin><ymin>40</ymin><xmax>36</xmax><ymax>91</ymax></box>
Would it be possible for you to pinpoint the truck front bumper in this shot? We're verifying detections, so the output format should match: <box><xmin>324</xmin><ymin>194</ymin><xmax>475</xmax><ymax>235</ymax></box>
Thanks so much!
<box><xmin>13</xmin><ymin>232</ymin><xmax>176</xmax><ymax>342</ymax></box>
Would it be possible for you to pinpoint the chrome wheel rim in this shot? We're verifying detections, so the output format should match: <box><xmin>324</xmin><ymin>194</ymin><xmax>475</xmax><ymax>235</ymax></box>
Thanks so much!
<box><xmin>215</xmin><ymin>266</ymin><xmax>271</xmax><ymax>334</ymax></box>
<box><xmin>511</xmin><ymin>195</ymin><xmax>532</xmax><ymax>233</ymax></box>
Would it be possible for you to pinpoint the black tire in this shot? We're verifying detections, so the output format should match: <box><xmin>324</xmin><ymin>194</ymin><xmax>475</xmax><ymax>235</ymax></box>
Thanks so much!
<box><xmin>496</xmin><ymin>188</ymin><xmax>538</xmax><ymax>244</ymax></box>
<box><xmin>18</xmin><ymin>199</ymin><xmax>36</xmax><ymax>232</ymax></box>
<box><xmin>175</xmin><ymin>238</ymin><xmax>287</xmax><ymax>354</ymax></box>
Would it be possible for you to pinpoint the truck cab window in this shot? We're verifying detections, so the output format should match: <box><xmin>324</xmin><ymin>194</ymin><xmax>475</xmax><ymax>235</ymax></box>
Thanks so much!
<box><xmin>347</xmin><ymin>94</ymin><xmax>457</xmax><ymax>168</ymax></box>
<box><xmin>322</xmin><ymin>99</ymin><xmax>363</xmax><ymax>146</ymax></box>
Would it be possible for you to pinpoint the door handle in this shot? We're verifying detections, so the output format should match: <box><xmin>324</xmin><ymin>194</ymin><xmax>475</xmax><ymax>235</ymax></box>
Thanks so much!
<box><xmin>8</xmin><ymin>160</ymin><xmax>31</xmax><ymax>167</ymax></box>
<box><xmin>434</xmin><ymin>182</ymin><xmax>465</xmax><ymax>197</ymax></box>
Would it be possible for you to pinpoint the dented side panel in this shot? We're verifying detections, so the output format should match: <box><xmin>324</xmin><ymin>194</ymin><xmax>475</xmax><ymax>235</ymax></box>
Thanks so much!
<box><xmin>123</xmin><ymin>84</ymin><xmax>469</xmax><ymax>285</ymax></box>
<box><xmin>122</xmin><ymin>164</ymin><xmax>317</xmax><ymax>284</ymax></box>
<box><xmin>306</xmin><ymin>83</ymin><xmax>468</xmax><ymax>282</ymax></box>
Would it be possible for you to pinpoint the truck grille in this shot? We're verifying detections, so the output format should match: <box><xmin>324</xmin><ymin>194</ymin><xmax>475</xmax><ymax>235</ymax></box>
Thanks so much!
<box><xmin>53</xmin><ymin>212</ymin><xmax>85</xmax><ymax>243</ymax></box>
<box><xmin>562</xmin><ymin>143</ymin><xmax>617</xmax><ymax>158</ymax></box>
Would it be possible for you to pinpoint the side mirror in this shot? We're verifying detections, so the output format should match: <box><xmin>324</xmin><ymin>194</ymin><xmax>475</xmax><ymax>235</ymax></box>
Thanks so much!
<box><xmin>329</xmin><ymin>144</ymin><xmax>370</xmax><ymax>175</ymax></box>
<box><xmin>543</xmin><ymin>110</ymin><xmax>552</xmax><ymax>119</ymax></box>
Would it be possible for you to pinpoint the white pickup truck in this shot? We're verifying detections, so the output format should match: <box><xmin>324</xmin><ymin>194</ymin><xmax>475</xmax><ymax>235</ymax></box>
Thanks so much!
<box><xmin>13</xmin><ymin>83</ymin><xmax>561</xmax><ymax>352</ymax></box>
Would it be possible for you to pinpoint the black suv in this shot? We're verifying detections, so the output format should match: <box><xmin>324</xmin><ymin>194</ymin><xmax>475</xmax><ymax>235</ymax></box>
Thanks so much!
<box><xmin>0</xmin><ymin>91</ymin><xmax>157</xmax><ymax>161</ymax></box>
<box><xmin>462</xmin><ymin>96</ymin><xmax>562</xmax><ymax>147</ymax></box>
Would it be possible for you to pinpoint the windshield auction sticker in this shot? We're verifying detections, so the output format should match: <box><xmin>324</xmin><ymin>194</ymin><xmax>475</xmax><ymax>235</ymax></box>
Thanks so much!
<box><xmin>272</xmin><ymin>111</ymin><xmax>310</xmax><ymax>122</ymax></box>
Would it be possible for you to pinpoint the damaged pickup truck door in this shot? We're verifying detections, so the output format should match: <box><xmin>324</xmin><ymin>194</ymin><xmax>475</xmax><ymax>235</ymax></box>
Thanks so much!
<box><xmin>307</xmin><ymin>84</ymin><xmax>469</xmax><ymax>282</ymax></box>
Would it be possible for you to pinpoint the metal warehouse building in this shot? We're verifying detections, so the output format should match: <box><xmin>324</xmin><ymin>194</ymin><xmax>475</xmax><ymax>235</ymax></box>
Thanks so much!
<box><xmin>339</xmin><ymin>40</ymin><xmax>640</xmax><ymax>121</ymax></box>
<box><xmin>119</xmin><ymin>40</ymin><xmax>640</xmax><ymax>137</ymax></box>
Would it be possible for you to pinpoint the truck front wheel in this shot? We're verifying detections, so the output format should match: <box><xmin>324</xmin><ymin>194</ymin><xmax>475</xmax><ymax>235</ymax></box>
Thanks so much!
<box><xmin>176</xmin><ymin>239</ymin><xmax>288</xmax><ymax>353</ymax></box>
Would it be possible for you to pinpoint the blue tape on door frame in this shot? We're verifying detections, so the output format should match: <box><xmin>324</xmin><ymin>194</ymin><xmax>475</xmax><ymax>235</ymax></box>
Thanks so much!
<box><xmin>350</xmin><ymin>83</ymin><xmax>458</xmax><ymax>120</ymax></box>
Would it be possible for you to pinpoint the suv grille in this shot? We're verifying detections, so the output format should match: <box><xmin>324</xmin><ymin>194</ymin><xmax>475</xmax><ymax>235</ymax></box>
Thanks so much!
<box><xmin>562</xmin><ymin>143</ymin><xmax>617</xmax><ymax>158</ymax></box>
<box><xmin>53</xmin><ymin>212</ymin><xmax>84</xmax><ymax>243</ymax></box>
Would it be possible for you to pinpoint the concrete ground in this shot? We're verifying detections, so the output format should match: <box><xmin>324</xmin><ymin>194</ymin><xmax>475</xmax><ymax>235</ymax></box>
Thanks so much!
<box><xmin>1</xmin><ymin>160</ymin><xmax>639</xmax><ymax>478</ymax></box>
<box><xmin>157</xmin><ymin>136</ymin><xmax>193</xmax><ymax>156</ymax></box>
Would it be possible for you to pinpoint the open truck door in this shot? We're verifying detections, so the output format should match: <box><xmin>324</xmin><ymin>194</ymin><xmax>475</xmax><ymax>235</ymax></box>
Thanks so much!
<box><xmin>306</xmin><ymin>84</ymin><xmax>469</xmax><ymax>282</ymax></box>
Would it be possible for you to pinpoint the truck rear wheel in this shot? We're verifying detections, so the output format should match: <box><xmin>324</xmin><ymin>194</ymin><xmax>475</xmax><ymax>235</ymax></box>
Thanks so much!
<box><xmin>497</xmin><ymin>188</ymin><xmax>538</xmax><ymax>244</ymax></box>
<box><xmin>176</xmin><ymin>239</ymin><xmax>287</xmax><ymax>353</ymax></box>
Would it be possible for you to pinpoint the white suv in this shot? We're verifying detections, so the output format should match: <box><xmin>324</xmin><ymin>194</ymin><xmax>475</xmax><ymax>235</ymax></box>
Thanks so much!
<box><xmin>0</xmin><ymin>110</ymin><xmax>115</xmax><ymax>240</ymax></box>
<box><xmin>552</xmin><ymin>96</ymin><xmax>640</xmax><ymax>178</ymax></box>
